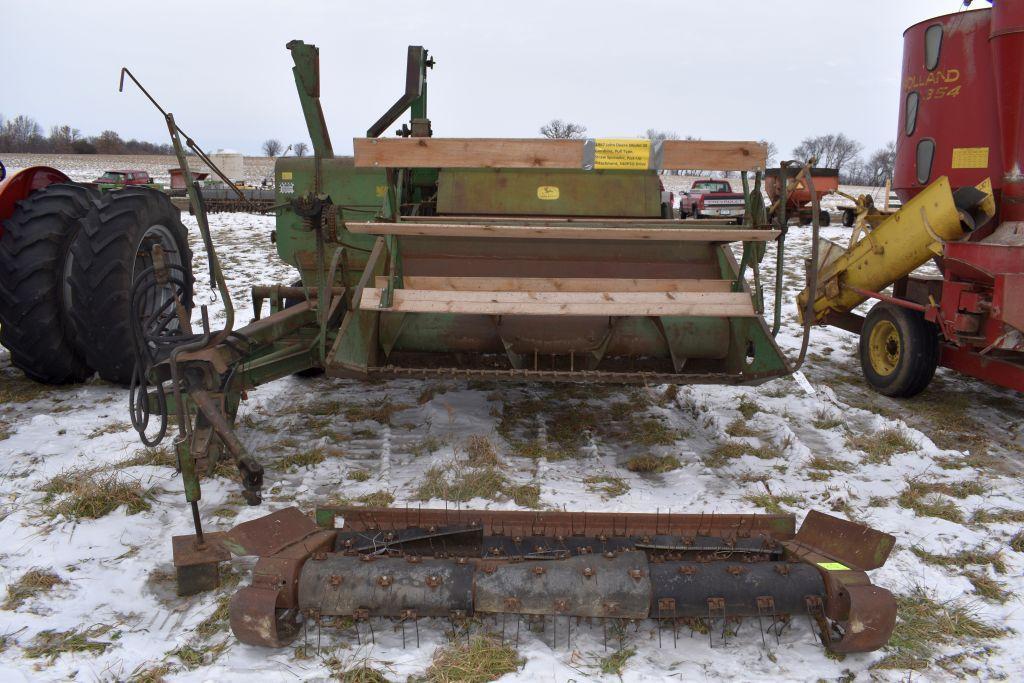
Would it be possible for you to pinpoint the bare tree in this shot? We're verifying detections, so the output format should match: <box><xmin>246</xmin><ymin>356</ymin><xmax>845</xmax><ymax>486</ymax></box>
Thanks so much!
<box><xmin>539</xmin><ymin>119</ymin><xmax>587</xmax><ymax>139</ymax></box>
<box><xmin>262</xmin><ymin>139</ymin><xmax>283</xmax><ymax>157</ymax></box>
<box><xmin>0</xmin><ymin>114</ymin><xmax>44</xmax><ymax>151</ymax></box>
<box><xmin>759</xmin><ymin>139</ymin><xmax>779</xmax><ymax>167</ymax></box>
<box><xmin>644</xmin><ymin>129</ymin><xmax>680</xmax><ymax>141</ymax></box>
<box><xmin>792</xmin><ymin>133</ymin><xmax>863</xmax><ymax>175</ymax></box>
<box><xmin>864</xmin><ymin>141</ymin><xmax>896</xmax><ymax>185</ymax></box>
<box><xmin>93</xmin><ymin>130</ymin><xmax>126</xmax><ymax>155</ymax></box>
<box><xmin>293</xmin><ymin>142</ymin><xmax>309</xmax><ymax>157</ymax></box>
<box><xmin>48</xmin><ymin>125</ymin><xmax>81</xmax><ymax>153</ymax></box>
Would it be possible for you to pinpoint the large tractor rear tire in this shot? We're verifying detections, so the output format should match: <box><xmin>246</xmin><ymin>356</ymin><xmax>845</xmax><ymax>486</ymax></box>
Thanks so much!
<box><xmin>0</xmin><ymin>183</ymin><xmax>97</xmax><ymax>384</ymax></box>
<box><xmin>858</xmin><ymin>302</ymin><xmax>939</xmax><ymax>397</ymax></box>
<box><xmin>68</xmin><ymin>187</ymin><xmax>194</xmax><ymax>385</ymax></box>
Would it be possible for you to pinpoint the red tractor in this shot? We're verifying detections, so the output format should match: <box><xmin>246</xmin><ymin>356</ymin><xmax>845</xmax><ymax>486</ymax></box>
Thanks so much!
<box><xmin>0</xmin><ymin>164</ymin><xmax>192</xmax><ymax>384</ymax></box>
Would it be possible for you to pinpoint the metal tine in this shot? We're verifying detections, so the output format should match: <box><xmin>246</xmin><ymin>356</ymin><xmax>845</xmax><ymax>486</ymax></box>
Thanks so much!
<box><xmin>317</xmin><ymin>616</ymin><xmax>322</xmax><ymax>655</ymax></box>
<box><xmin>415</xmin><ymin>616</ymin><xmax>420</xmax><ymax>649</ymax></box>
<box><xmin>603</xmin><ymin>617</ymin><xmax>607</xmax><ymax>651</ymax></box>
<box><xmin>707</xmin><ymin>604</ymin><xmax>714</xmax><ymax>649</ymax></box>
<box><xmin>515</xmin><ymin>613</ymin><xmax>521</xmax><ymax>649</ymax></box>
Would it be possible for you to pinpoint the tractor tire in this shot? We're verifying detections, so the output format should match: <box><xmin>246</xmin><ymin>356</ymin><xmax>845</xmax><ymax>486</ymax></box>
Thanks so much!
<box><xmin>819</xmin><ymin>208</ymin><xmax>831</xmax><ymax>226</ymax></box>
<box><xmin>858</xmin><ymin>302</ymin><xmax>939</xmax><ymax>398</ymax></box>
<box><xmin>842</xmin><ymin>209</ymin><xmax>856</xmax><ymax>227</ymax></box>
<box><xmin>0</xmin><ymin>183</ymin><xmax>98</xmax><ymax>384</ymax></box>
<box><xmin>68</xmin><ymin>187</ymin><xmax>194</xmax><ymax>385</ymax></box>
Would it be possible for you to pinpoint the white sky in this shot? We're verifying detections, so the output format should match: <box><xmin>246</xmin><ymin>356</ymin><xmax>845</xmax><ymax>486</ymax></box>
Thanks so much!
<box><xmin>1</xmin><ymin>0</ymin><xmax>983</xmax><ymax>157</ymax></box>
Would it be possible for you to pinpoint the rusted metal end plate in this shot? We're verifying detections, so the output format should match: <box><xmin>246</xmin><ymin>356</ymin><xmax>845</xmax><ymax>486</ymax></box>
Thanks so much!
<box><xmin>475</xmin><ymin>551</ymin><xmax>650</xmax><ymax>619</ymax></box>
<box><xmin>224</xmin><ymin>507</ymin><xmax>319</xmax><ymax>557</ymax></box>
<box><xmin>171</xmin><ymin>531</ymin><xmax>230</xmax><ymax>596</ymax></box>
<box><xmin>230</xmin><ymin>585</ymin><xmax>300</xmax><ymax>647</ymax></box>
<box><xmin>827</xmin><ymin>584</ymin><xmax>898</xmax><ymax>653</ymax></box>
<box><xmin>791</xmin><ymin>510</ymin><xmax>895</xmax><ymax>571</ymax></box>
<box><xmin>323</xmin><ymin>507</ymin><xmax>796</xmax><ymax>541</ymax></box>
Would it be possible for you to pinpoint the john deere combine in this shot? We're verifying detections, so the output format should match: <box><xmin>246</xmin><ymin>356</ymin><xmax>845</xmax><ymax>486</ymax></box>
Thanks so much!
<box><xmin>105</xmin><ymin>42</ymin><xmax>899</xmax><ymax>654</ymax></box>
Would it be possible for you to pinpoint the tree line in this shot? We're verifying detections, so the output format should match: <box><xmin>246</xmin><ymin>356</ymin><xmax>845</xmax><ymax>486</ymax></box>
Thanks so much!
<box><xmin>0</xmin><ymin>114</ymin><xmax>173</xmax><ymax>155</ymax></box>
<box><xmin>539</xmin><ymin>119</ymin><xmax>895</xmax><ymax>185</ymax></box>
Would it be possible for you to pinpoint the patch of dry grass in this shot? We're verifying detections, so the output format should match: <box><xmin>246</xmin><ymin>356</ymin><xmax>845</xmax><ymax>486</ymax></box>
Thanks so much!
<box><xmin>354</xmin><ymin>490</ymin><xmax>395</xmax><ymax>508</ymax></box>
<box><xmin>169</xmin><ymin>641</ymin><xmax>228</xmax><ymax>670</ymax></box>
<box><xmin>743</xmin><ymin>490</ymin><xmax>805</xmax><ymax>514</ymax></box>
<box><xmin>195</xmin><ymin>595</ymin><xmax>231</xmax><ymax>638</ymax></box>
<box><xmin>725</xmin><ymin>418</ymin><xmax>758</xmax><ymax>437</ymax></box>
<box><xmin>847</xmin><ymin>428</ymin><xmax>916</xmax><ymax>464</ymax></box>
<box><xmin>970</xmin><ymin>508</ymin><xmax>1024</xmax><ymax>525</ymax></box>
<box><xmin>465</xmin><ymin>435</ymin><xmax>499</xmax><ymax>467</ymax></box>
<box><xmin>424</xmin><ymin>635</ymin><xmax>522</xmax><ymax>683</ymax></box>
<box><xmin>38</xmin><ymin>469</ymin><xmax>155</xmax><ymax>520</ymax></box>
<box><xmin>812</xmin><ymin>409</ymin><xmax>844</xmax><ymax>430</ymax></box>
<box><xmin>598</xmin><ymin>647</ymin><xmax>636</xmax><ymax>676</ymax></box>
<box><xmin>119</xmin><ymin>446</ymin><xmax>177</xmax><ymax>469</ymax></box>
<box><xmin>898</xmin><ymin>478</ymin><xmax>987</xmax><ymax>523</ymax></box>
<box><xmin>584</xmin><ymin>475</ymin><xmax>629</xmax><ymax>498</ymax></box>
<box><xmin>3</xmin><ymin>569</ymin><xmax>66</xmax><ymax>610</ymax></box>
<box><xmin>872</xmin><ymin>586</ymin><xmax>1006</xmax><ymax>671</ymax></box>
<box><xmin>510</xmin><ymin>439</ymin><xmax>574</xmax><ymax>461</ymax></box>
<box><xmin>345</xmin><ymin>398</ymin><xmax>411</xmax><ymax>425</ymax></box>
<box><xmin>276</xmin><ymin>444</ymin><xmax>328</xmax><ymax>471</ymax></box>
<box><xmin>87</xmin><ymin>421</ymin><xmax>130</xmax><ymax>439</ymax></box>
<box><xmin>910</xmin><ymin>546</ymin><xmax>1007</xmax><ymax>574</ymax></box>
<box><xmin>23</xmin><ymin>625</ymin><xmax>112</xmax><ymax>662</ymax></box>
<box><xmin>126</xmin><ymin>662</ymin><xmax>176</xmax><ymax>683</ymax></box>
<box><xmin>737</xmin><ymin>396</ymin><xmax>761</xmax><ymax>419</ymax></box>
<box><xmin>346</xmin><ymin>469</ymin><xmax>371</xmax><ymax>482</ymax></box>
<box><xmin>625</xmin><ymin>454</ymin><xmax>681</xmax><ymax>473</ymax></box>
<box><xmin>507</xmin><ymin>483</ymin><xmax>541</xmax><ymax>508</ymax></box>
<box><xmin>415</xmin><ymin>465</ymin><xmax>508</xmax><ymax>503</ymax></box>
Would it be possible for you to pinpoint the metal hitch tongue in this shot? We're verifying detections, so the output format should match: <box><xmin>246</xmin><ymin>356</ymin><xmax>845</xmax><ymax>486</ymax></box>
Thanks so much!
<box><xmin>172</xmin><ymin>506</ymin><xmax>896</xmax><ymax>654</ymax></box>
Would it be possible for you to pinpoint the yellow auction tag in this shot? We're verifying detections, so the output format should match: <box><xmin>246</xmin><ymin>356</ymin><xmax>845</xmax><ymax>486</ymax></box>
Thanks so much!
<box><xmin>594</xmin><ymin>139</ymin><xmax>650</xmax><ymax>170</ymax></box>
<box><xmin>951</xmin><ymin>147</ymin><xmax>989</xmax><ymax>169</ymax></box>
<box><xmin>280</xmin><ymin>171</ymin><xmax>293</xmax><ymax>180</ymax></box>
<box><xmin>537</xmin><ymin>186</ymin><xmax>560</xmax><ymax>200</ymax></box>
<box><xmin>817</xmin><ymin>561</ymin><xmax>851</xmax><ymax>571</ymax></box>
<box><xmin>375</xmin><ymin>185</ymin><xmax>388</xmax><ymax>198</ymax></box>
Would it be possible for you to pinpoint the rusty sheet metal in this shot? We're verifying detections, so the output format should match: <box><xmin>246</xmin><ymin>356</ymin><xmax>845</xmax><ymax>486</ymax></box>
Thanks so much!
<box><xmin>171</xmin><ymin>531</ymin><xmax>230</xmax><ymax>596</ymax></box>
<box><xmin>789</xmin><ymin>510</ymin><xmax>895</xmax><ymax>571</ymax></box>
<box><xmin>649</xmin><ymin>562</ymin><xmax>824</xmax><ymax>618</ymax></box>
<box><xmin>297</xmin><ymin>555</ymin><xmax>474</xmax><ymax>617</ymax></box>
<box><xmin>826</xmin><ymin>583</ymin><xmax>898</xmax><ymax>653</ymax></box>
<box><xmin>230</xmin><ymin>585</ymin><xmax>301</xmax><ymax>648</ymax></box>
<box><xmin>223</xmin><ymin>507</ymin><xmax>320</xmax><ymax>557</ymax></box>
<box><xmin>474</xmin><ymin>551</ymin><xmax>651</xmax><ymax>619</ymax></box>
<box><xmin>326</xmin><ymin>507</ymin><xmax>796</xmax><ymax>540</ymax></box>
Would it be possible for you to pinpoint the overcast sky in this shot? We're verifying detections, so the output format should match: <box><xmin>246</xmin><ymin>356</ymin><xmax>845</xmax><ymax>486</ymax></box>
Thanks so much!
<box><xmin>2</xmin><ymin>0</ymin><xmax>982</xmax><ymax>158</ymax></box>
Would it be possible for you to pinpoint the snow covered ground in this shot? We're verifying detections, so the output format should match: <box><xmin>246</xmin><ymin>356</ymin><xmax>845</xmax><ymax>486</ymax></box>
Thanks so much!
<box><xmin>3</xmin><ymin>154</ymin><xmax>275</xmax><ymax>187</ymax></box>
<box><xmin>1</xmin><ymin>211</ymin><xmax>1023</xmax><ymax>682</ymax></box>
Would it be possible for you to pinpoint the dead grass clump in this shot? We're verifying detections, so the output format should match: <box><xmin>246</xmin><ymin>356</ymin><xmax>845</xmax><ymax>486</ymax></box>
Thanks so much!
<box><xmin>346</xmin><ymin>469</ymin><xmax>371</xmax><ymax>482</ymax></box>
<box><xmin>872</xmin><ymin>586</ymin><xmax>1006</xmax><ymax>671</ymax></box>
<box><xmin>345</xmin><ymin>398</ymin><xmax>410</xmax><ymax>425</ymax></box>
<box><xmin>126</xmin><ymin>662</ymin><xmax>176</xmax><ymax>683</ymax></box>
<box><xmin>584</xmin><ymin>475</ymin><xmax>629</xmax><ymax>498</ymax></box>
<box><xmin>660</xmin><ymin>384</ymin><xmax>679</xmax><ymax>405</ymax></box>
<box><xmin>465</xmin><ymin>435</ymin><xmax>500</xmax><ymax>467</ymax></box>
<box><xmin>598</xmin><ymin>646</ymin><xmax>636</xmax><ymax>676</ymax></box>
<box><xmin>507</xmin><ymin>484</ymin><xmax>541</xmax><ymax>509</ymax></box>
<box><xmin>969</xmin><ymin>508</ymin><xmax>1024</xmax><ymax>525</ymax></box>
<box><xmin>899</xmin><ymin>478</ymin><xmax>986</xmax><ymax>523</ymax></box>
<box><xmin>415</xmin><ymin>465</ymin><xmax>508</xmax><ymax>503</ymax></box>
<box><xmin>510</xmin><ymin>439</ymin><xmax>573</xmax><ymax>461</ymax></box>
<box><xmin>24</xmin><ymin>625</ymin><xmax>112</xmax><ymax>661</ymax></box>
<box><xmin>847</xmin><ymin>428</ymin><xmax>916</xmax><ymax>464</ymax></box>
<box><xmin>354</xmin><ymin>491</ymin><xmax>395</xmax><ymax>508</ymax></box>
<box><xmin>812</xmin><ymin>409</ymin><xmax>844</xmax><ymax>430</ymax></box>
<box><xmin>964</xmin><ymin>571</ymin><xmax>1012</xmax><ymax>603</ymax></box>
<box><xmin>3</xmin><ymin>569</ymin><xmax>66</xmax><ymax>610</ymax></box>
<box><xmin>276</xmin><ymin>444</ymin><xmax>327</xmax><ymax>471</ymax></box>
<box><xmin>744</xmin><ymin>490</ymin><xmax>805</xmax><ymax>514</ymax></box>
<box><xmin>725</xmin><ymin>418</ymin><xmax>757</xmax><ymax>437</ymax></box>
<box><xmin>332</xmin><ymin>662</ymin><xmax>389</xmax><ymax>683</ymax></box>
<box><xmin>410</xmin><ymin>435</ymin><xmax>445</xmax><ymax>457</ymax></box>
<box><xmin>625</xmin><ymin>454</ymin><xmax>681</xmax><ymax>473</ymax></box>
<box><xmin>195</xmin><ymin>595</ymin><xmax>231</xmax><ymax>638</ymax></box>
<box><xmin>632</xmin><ymin>417</ymin><xmax>680</xmax><ymax>446</ymax></box>
<box><xmin>87</xmin><ymin>421</ymin><xmax>130</xmax><ymax>439</ymax></box>
<box><xmin>703</xmin><ymin>441</ymin><xmax>748</xmax><ymax>468</ymax></box>
<box><xmin>1010</xmin><ymin>531</ymin><xmax>1024</xmax><ymax>553</ymax></box>
<box><xmin>417</xmin><ymin>384</ymin><xmax>449</xmax><ymax>405</ymax></box>
<box><xmin>39</xmin><ymin>470</ymin><xmax>154</xmax><ymax>520</ymax></box>
<box><xmin>737</xmin><ymin>396</ymin><xmax>761</xmax><ymax>420</ymax></box>
<box><xmin>807</xmin><ymin>455</ymin><xmax>854</xmax><ymax>473</ymax></box>
<box><xmin>120</xmin><ymin>446</ymin><xmax>177</xmax><ymax>469</ymax></box>
<box><xmin>170</xmin><ymin>641</ymin><xmax>228</xmax><ymax>670</ymax></box>
<box><xmin>425</xmin><ymin>634</ymin><xmax>522</xmax><ymax>683</ymax></box>
<box><xmin>910</xmin><ymin>546</ymin><xmax>1007</xmax><ymax>574</ymax></box>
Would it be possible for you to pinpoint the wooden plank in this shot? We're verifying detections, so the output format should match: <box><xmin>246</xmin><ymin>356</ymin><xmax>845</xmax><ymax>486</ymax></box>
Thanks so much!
<box><xmin>353</xmin><ymin>138</ymin><xmax>767</xmax><ymax>171</ymax></box>
<box><xmin>373</xmin><ymin>276</ymin><xmax>735</xmax><ymax>293</ymax></box>
<box><xmin>346</xmin><ymin>222</ymin><xmax>779</xmax><ymax>242</ymax></box>
<box><xmin>354</xmin><ymin>138</ymin><xmax>583</xmax><ymax>169</ymax></box>
<box><xmin>358</xmin><ymin>288</ymin><xmax>756</xmax><ymax>317</ymax></box>
<box><xmin>396</xmin><ymin>216</ymin><xmax>725</xmax><ymax>225</ymax></box>
<box><xmin>661</xmin><ymin>140</ymin><xmax>766</xmax><ymax>172</ymax></box>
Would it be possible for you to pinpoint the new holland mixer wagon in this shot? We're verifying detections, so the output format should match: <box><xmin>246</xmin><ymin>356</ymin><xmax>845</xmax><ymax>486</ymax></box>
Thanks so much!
<box><xmin>0</xmin><ymin>35</ymin><xmax>940</xmax><ymax>656</ymax></box>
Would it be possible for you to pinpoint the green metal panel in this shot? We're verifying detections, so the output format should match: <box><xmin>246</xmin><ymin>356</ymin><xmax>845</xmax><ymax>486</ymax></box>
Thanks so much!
<box><xmin>437</xmin><ymin>169</ymin><xmax>662</xmax><ymax>217</ymax></box>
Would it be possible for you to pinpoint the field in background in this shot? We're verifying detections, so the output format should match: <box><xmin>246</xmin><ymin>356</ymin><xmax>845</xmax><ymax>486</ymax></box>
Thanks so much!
<box><xmin>3</xmin><ymin>153</ymin><xmax>275</xmax><ymax>186</ymax></box>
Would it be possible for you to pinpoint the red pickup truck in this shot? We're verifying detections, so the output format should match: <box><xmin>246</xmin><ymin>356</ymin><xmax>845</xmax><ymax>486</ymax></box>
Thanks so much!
<box><xmin>679</xmin><ymin>178</ymin><xmax>747</xmax><ymax>223</ymax></box>
<box><xmin>92</xmin><ymin>170</ymin><xmax>154</xmax><ymax>188</ymax></box>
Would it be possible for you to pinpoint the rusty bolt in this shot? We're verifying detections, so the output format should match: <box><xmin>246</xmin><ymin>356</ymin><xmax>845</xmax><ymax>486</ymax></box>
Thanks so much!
<box><xmin>457</xmin><ymin>557</ymin><xmax>468</xmax><ymax>565</ymax></box>
<box><xmin>426</xmin><ymin>575</ymin><xmax>442</xmax><ymax>588</ymax></box>
<box><xmin>313</xmin><ymin>552</ymin><xmax>327</xmax><ymax>561</ymax></box>
<box><xmin>628</xmin><ymin>568</ymin><xmax>643</xmax><ymax>581</ymax></box>
<box><xmin>726</xmin><ymin>565</ymin><xmax>746</xmax><ymax>576</ymax></box>
<box><xmin>513</xmin><ymin>536</ymin><xmax>523</xmax><ymax>543</ymax></box>
<box><xmin>604</xmin><ymin>551</ymin><xmax>616</xmax><ymax>559</ymax></box>
<box><xmin>553</xmin><ymin>599</ymin><xmax>568</xmax><ymax>613</ymax></box>
<box><xmin>641</xmin><ymin>536</ymin><xmax>651</xmax><ymax>544</ymax></box>
<box><xmin>504</xmin><ymin>597</ymin><xmax>521</xmax><ymax>610</ymax></box>
<box><xmin>481</xmin><ymin>563</ymin><xmax>497</xmax><ymax>575</ymax></box>
<box><xmin>678</xmin><ymin>565</ymin><xmax>698</xmax><ymax>576</ymax></box>
<box><xmin>657</xmin><ymin>597</ymin><xmax>676</xmax><ymax>612</ymax></box>
<box><xmin>555</xmin><ymin>535</ymin><xmax>565</xmax><ymax>542</ymax></box>
<box><xmin>384</xmin><ymin>532</ymin><xmax>395</xmax><ymax>541</ymax></box>
<box><xmin>598</xmin><ymin>535</ymin><xmax>608</xmax><ymax>542</ymax></box>
<box><xmin>532</xmin><ymin>566</ymin><xmax>546</xmax><ymax>576</ymax></box>
<box><xmin>756</xmin><ymin>596</ymin><xmax>775</xmax><ymax>611</ymax></box>
<box><xmin>343</xmin><ymin>538</ymin><xmax>354</xmax><ymax>548</ymax></box>
<box><xmin>428</xmin><ymin>525</ymin><xmax>437</xmax><ymax>533</ymax></box>
<box><xmin>582</xmin><ymin>566</ymin><xmax>595</xmax><ymax>578</ymax></box>
<box><xmin>359</xmin><ymin>554</ymin><xmax>373</xmax><ymax>562</ymax></box>
<box><xmin>406</xmin><ymin>555</ymin><xmax>422</xmax><ymax>564</ymax></box>
<box><xmin>329</xmin><ymin>575</ymin><xmax>343</xmax><ymax>588</ymax></box>
<box><xmin>401</xmin><ymin>609</ymin><xmax>417</xmax><ymax>620</ymax></box>
<box><xmin>490</xmin><ymin>547</ymin><xmax>503</xmax><ymax>556</ymax></box>
<box><xmin>353</xmin><ymin>608</ymin><xmax>370</xmax><ymax>621</ymax></box>
<box><xmin>774</xmin><ymin>564</ymin><xmax>791</xmax><ymax>576</ymax></box>
<box><xmin>377</xmin><ymin>575</ymin><xmax>393</xmax><ymax>588</ymax></box>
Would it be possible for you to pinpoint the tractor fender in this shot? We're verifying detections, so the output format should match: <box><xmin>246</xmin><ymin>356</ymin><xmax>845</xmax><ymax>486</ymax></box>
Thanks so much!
<box><xmin>0</xmin><ymin>165</ymin><xmax>70</xmax><ymax>233</ymax></box>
